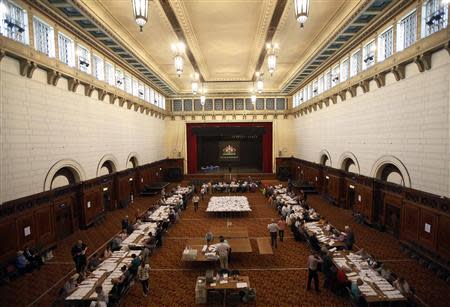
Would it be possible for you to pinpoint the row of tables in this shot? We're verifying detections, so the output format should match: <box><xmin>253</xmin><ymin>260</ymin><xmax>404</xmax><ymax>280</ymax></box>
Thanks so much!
<box><xmin>65</xmin><ymin>187</ymin><xmax>194</xmax><ymax>306</ymax></box>
<box><xmin>267</xmin><ymin>184</ymin><xmax>407</xmax><ymax>305</ymax></box>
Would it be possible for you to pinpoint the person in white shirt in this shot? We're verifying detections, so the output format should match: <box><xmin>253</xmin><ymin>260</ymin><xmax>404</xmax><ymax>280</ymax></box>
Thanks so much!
<box><xmin>393</xmin><ymin>277</ymin><xmax>412</xmax><ymax>298</ymax></box>
<box><xmin>267</xmin><ymin>219</ymin><xmax>279</xmax><ymax>248</ymax></box>
<box><xmin>192</xmin><ymin>194</ymin><xmax>200</xmax><ymax>212</ymax></box>
<box><xmin>306</xmin><ymin>252</ymin><xmax>323</xmax><ymax>292</ymax></box>
<box><xmin>215</xmin><ymin>236</ymin><xmax>230</xmax><ymax>270</ymax></box>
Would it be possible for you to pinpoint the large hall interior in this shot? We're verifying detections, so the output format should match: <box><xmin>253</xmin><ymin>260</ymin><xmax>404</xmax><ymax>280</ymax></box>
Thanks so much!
<box><xmin>1</xmin><ymin>0</ymin><xmax>450</xmax><ymax>306</ymax></box>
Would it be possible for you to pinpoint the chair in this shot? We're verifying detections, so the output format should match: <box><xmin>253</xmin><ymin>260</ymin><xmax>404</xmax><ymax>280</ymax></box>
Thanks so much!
<box><xmin>230</xmin><ymin>269</ymin><xmax>240</xmax><ymax>277</ymax></box>
<box><xmin>219</xmin><ymin>269</ymin><xmax>230</xmax><ymax>277</ymax></box>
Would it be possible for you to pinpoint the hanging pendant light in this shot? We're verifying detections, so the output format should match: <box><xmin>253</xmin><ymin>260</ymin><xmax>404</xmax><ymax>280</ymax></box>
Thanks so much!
<box><xmin>191</xmin><ymin>72</ymin><xmax>199</xmax><ymax>94</ymax></box>
<box><xmin>200</xmin><ymin>83</ymin><xmax>206</xmax><ymax>105</ymax></box>
<box><xmin>171</xmin><ymin>42</ymin><xmax>185</xmax><ymax>77</ymax></box>
<box><xmin>132</xmin><ymin>0</ymin><xmax>149</xmax><ymax>32</ymax></box>
<box><xmin>255</xmin><ymin>72</ymin><xmax>264</xmax><ymax>93</ymax></box>
<box><xmin>266</xmin><ymin>43</ymin><xmax>279</xmax><ymax>76</ymax></box>
<box><xmin>294</xmin><ymin>0</ymin><xmax>310</xmax><ymax>28</ymax></box>
<box><xmin>251</xmin><ymin>94</ymin><xmax>256</xmax><ymax>104</ymax></box>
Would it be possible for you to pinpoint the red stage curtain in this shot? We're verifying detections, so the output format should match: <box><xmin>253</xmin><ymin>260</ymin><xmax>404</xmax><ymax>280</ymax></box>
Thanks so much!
<box><xmin>186</xmin><ymin>122</ymin><xmax>273</xmax><ymax>174</ymax></box>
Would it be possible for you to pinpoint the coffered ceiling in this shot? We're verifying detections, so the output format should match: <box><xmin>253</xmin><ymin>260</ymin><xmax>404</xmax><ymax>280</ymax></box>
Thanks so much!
<box><xmin>44</xmin><ymin>0</ymin><xmax>392</xmax><ymax>96</ymax></box>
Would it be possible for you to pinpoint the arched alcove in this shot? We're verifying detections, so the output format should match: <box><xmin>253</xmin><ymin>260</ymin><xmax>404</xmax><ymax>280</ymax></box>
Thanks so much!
<box><xmin>44</xmin><ymin>159</ymin><xmax>86</xmax><ymax>191</ymax></box>
<box><xmin>126</xmin><ymin>152</ymin><xmax>140</xmax><ymax>168</ymax></box>
<box><xmin>318</xmin><ymin>150</ymin><xmax>332</xmax><ymax>167</ymax></box>
<box><xmin>370</xmin><ymin>155</ymin><xmax>411</xmax><ymax>187</ymax></box>
<box><xmin>338</xmin><ymin>152</ymin><xmax>360</xmax><ymax>174</ymax></box>
<box><xmin>96</xmin><ymin>154</ymin><xmax>119</xmax><ymax>177</ymax></box>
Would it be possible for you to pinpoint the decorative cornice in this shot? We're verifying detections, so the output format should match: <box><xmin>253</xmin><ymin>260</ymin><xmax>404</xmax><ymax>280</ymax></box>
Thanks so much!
<box><xmin>291</xmin><ymin>31</ymin><xmax>450</xmax><ymax>117</ymax></box>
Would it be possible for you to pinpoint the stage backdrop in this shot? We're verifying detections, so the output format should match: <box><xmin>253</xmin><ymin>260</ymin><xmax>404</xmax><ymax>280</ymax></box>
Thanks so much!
<box><xmin>186</xmin><ymin>122</ymin><xmax>273</xmax><ymax>173</ymax></box>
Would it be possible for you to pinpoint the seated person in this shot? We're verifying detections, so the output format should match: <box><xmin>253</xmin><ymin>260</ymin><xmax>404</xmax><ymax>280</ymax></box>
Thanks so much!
<box><xmin>111</xmin><ymin>265</ymin><xmax>131</xmax><ymax>293</ymax></box>
<box><xmin>110</xmin><ymin>236</ymin><xmax>123</xmax><ymax>251</ymax></box>
<box><xmin>87</xmin><ymin>253</ymin><xmax>101</xmax><ymax>272</ymax></box>
<box><xmin>63</xmin><ymin>273</ymin><xmax>79</xmax><ymax>296</ymax></box>
<box><xmin>355</xmin><ymin>248</ymin><xmax>370</xmax><ymax>260</ymax></box>
<box><xmin>89</xmin><ymin>285</ymin><xmax>108</xmax><ymax>307</ymax></box>
<box><xmin>377</xmin><ymin>264</ymin><xmax>393</xmax><ymax>282</ymax></box>
<box><xmin>103</xmin><ymin>245</ymin><xmax>113</xmax><ymax>259</ymax></box>
<box><xmin>16</xmin><ymin>251</ymin><xmax>32</xmax><ymax>274</ymax></box>
<box><xmin>393</xmin><ymin>277</ymin><xmax>413</xmax><ymax>298</ymax></box>
<box><xmin>205</xmin><ymin>231</ymin><xmax>214</xmax><ymax>246</ymax></box>
<box><xmin>24</xmin><ymin>246</ymin><xmax>43</xmax><ymax>269</ymax></box>
<box><xmin>350</xmin><ymin>278</ymin><xmax>365</xmax><ymax>306</ymax></box>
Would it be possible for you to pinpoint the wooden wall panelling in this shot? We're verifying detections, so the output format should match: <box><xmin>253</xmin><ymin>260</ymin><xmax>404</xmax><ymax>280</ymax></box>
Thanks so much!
<box><xmin>382</xmin><ymin>192</ymin><xmax>403</xmax><ymax>237</ymax></box>
<box><xmin>437</xmin><ymin>214</ymin><xmax>450</xmax><ymax>259</ymax></box>
<box><xmin>35</xmin><ymin>205</ymin><xmax>55</xmax><ymax>248</ymax></box>
<box><xmin>16</xmin><ymin>212</ymin><xmax>36</xmax><ymax>249</ymax></box>
<box><xmin>53</xmin><ymin>194</ymin><xmax>76</xmax><ymax>241</ymax></box>
<box><xmin>418</xmin><ymin>208</ymin><xmax>438</xmax><ymax>250</ymax></box>
<box><xmin>401</xmin><ymin>201</ymin><xmax>420</xmax><ymax>242</ymax></box>
<box><xmin>81</xmin><ymin>184</ymin><xmax>104</xmax><ymax>228</ymax></box>
<box><xmin>0</xmin><ymin>219</ymin><xmax>18</xmax><ymax>262</ymax></box>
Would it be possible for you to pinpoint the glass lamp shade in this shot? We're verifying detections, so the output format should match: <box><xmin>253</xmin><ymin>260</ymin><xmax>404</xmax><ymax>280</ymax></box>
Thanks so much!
<box><xmin>294</xmin><ymin>0</ymin><xmax>310</xmax><ymax>27</ymax></box>
<box><xmin>251</xmin><ymin>95</ymin><xmax>256</xmax><ymax>103</ymax></box>
<box><xmin>256</xmin><ymin>80</ymin><xmax>264</xmax><ymax>93</ymax></box>
<box><xmin>174</xmin><ymin>55</ymin><xmax>183</xmax><ymax>77</ymax></box>
<box><xmin>132</xmin><ymin>0</ymin><xmax>149</xmax><ymax>31</ymax></box>
<box><xmin>191</xmin><ymin>81</ymin><xmax>198</xmax><ymax>94</ymax></box>
<box><xmin>268</xmin><ymin>53</ymin><xmax>277</xmax><ymax>75</ymax></box>
<box><xmin>200</xmin><ymin>95</ymin><xmax>206</xmax><ymax>106</ymax></box>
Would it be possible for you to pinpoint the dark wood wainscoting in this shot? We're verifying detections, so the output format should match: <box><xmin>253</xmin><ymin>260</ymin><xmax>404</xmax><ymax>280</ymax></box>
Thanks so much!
<box><xmin>0</xmin><ymin>158</ymin><xmax>183</xmax><ymax>263</ymax></box>
<box><xmin>276</xmin><ymin>157</ymin><xmax>450</xmax><ymax>263</ymax></box>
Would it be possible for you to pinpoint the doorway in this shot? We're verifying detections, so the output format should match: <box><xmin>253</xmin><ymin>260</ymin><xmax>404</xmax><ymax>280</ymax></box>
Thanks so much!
<box><xmin>54</xmin><ymin>203</ymin><xmax>73</xmax><ymax>240</ymax></box>
<box><xmin>103</xmin><ymin>189</ymin><xmax>111</xmax><ymax>211</ymax></box>
<box><xmin>347</xmin><ymin>187</ymin><xmax>355</xmax><ymax>210</ymax></box>
<box><xmin>385</xmin><ymin>204</ymin><xmax>401</xmax><ymax>237</ymax></box>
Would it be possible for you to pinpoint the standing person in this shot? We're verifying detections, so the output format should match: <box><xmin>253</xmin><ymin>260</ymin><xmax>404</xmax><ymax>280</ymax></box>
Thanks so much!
<box><xmin>121</xmin><ymin>216</ymin><xmax>130</xmax><ymax>231</ymax></box>
<box><xmin>215</xmin><ymin>236</ymin><xmax>230</xmax><ymax>270</ymax></box>
<box><xmin>307</xmin><ymin>251</ymin><xmax>323</xmax><ymax>292</ymax></box>
<box><xmin>137</xmin><ymin>262</ymin><xmax>150</xmax><ymax>297</ymax></box>
<box><xmin>344</xmin><ymin>226</ymin><xmax>355</xmax><ymax>250</ymax></box>
<box><xmin>267</xmin><ymin>219</ymin><xmax>279</xmax><ymax>248</ymax></box>
<box><xmin>192</xmin><ymin>194</ymin><xmax>200</xmax><ymax>212</ymax></box>
<box><xmin>71</xmin><ymin>240</ymin><xmax>87</xmax><ymax>276</ymax></box>
<box><xmin>277</xmin><ymin>218</ymin><xmax>286</xmax><ymax>242</ymax></box>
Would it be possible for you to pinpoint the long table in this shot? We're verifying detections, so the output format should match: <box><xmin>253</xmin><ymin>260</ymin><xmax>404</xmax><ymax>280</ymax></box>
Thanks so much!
<box><xmin>182</xmin><ymin>238</ymin><xmax>252</xmax><ymax>262</ymax></box>
<box><xmin>65</xmin><ymin>250</ymin><xmax>134</xmax><ymax>304</ymax></box>
<box><xmin>304</xmin><ymin>221</ymin><xmax>346</xmax><ymax>249</ymax></box>
<box><xmin>332</xmin><ymin>251</ymin><xmax>406</xmax><ymax>304</ymax></box>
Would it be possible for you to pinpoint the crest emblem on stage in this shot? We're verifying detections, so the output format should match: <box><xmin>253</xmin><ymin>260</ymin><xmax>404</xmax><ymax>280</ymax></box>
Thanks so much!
<box><xmin>222</xmin><ymin>144</ymin><xmax>237</xmax><ymax>156</ymax></box>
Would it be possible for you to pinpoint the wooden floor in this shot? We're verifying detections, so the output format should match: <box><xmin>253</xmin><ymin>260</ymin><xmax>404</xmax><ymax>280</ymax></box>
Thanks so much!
<box><xmin>1</xmin><ymin>181</ymin><xmax>449</xmax><ymax>306</ymax></box>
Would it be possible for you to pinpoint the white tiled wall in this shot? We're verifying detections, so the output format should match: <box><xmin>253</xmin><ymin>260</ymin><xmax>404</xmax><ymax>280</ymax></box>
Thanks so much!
<box><xmin>0</xmin><ymin>56</ymin><xmax>166</xmax><ymax>203</ymax></box>
<box><xmin>292</xmin><ymin>50</ymin><xmax>450</xmax><ymax>197</ymax></box>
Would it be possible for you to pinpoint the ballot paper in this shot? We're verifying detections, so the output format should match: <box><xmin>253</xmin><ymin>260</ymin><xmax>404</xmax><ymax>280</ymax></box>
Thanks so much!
<box><xmin>210</xmin><ymin>283</ymin><xmax>217</xmax><ymax>287</ymax></box>
<box><xmin>219</xmin><ymin>280</ymin><xmax>228</xmax><ymax>284</ymax></box>
<box><xmin>236</xmin><ymin>282</ymin><xmax>248</xmax><ymax>288</ymax></box>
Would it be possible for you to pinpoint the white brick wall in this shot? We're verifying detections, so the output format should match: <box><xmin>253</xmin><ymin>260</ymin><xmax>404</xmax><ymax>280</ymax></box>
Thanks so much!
<box><xmin>0</xmin><ymin>56</ymin><xmax>166</xmax><ymax>203</ymax></box>
<box><xmin>293</xmin><ymin>50</ymin><xmax>450</xmax><ymax>197</ymax></box>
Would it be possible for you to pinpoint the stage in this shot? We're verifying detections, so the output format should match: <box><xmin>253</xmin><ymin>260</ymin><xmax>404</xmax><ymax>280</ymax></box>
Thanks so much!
<box><xmin>186</xmin><ymin>122</ymin><xmax>273</xmax><ymax>174</ymax></box>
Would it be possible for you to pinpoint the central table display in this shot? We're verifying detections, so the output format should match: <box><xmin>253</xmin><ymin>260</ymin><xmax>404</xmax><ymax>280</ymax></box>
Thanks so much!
<box><xmin>206</xmin><ymin>196</ymin><xmax>252</xmax><ymax>213</ymax></box>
